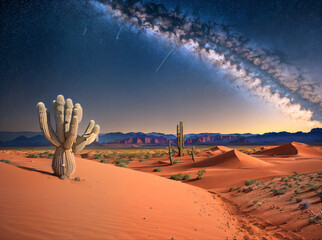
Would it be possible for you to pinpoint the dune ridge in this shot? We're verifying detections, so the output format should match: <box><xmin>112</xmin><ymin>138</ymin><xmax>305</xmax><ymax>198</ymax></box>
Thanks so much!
<box><xmin>254</xmin><ymin>142</ymin><xmax>322</xmax><ymax>156</ymax></box>
<box><xmin>193</xmin><ymin>149</ymin><xmax>270</xmax><ymax>168</ymax></box>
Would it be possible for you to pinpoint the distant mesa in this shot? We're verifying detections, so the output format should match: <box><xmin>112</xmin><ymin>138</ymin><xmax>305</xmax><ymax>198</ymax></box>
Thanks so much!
<box><xmin>186</xmin><ymin>135</ymin><xmax>239</xmax><ymax>144</ymax></box>
<box><xmin>0</xmin><ymin>128</ymin><xmax>321</xmax><ymax>147</ymax></box>
<box><xmin>111</xmin><ymin>136</ymin><xmax>170</xmax><ymax>144</ymax></box>
<box><xmin>254</xmin><ymin>142</ymin><xmax>322</xmax><ymax>157</ymax></box>
<box><xmin>227</xmin><ymin>137</ymin><xmax>250</xmax><ymax>145</ymax></box>
<box><xmin>194</xmin><ymin>149</ymin><xmax>270</xmax><ymax>168</ymax></box>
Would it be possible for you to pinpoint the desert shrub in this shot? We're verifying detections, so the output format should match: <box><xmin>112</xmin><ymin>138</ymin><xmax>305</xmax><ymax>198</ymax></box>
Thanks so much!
<box><xmin>295</xmin><ymin>198</ymin><xmax>303</xmax><ymax>203</ymax></box>
<box><xmin>293</xmin><ymin>171</ymin><xmax>299</xmax><ymax>175</ymax></box>
<box><xmin>245</xmin><ymin>179</ymin><xmax>258</xmax><ymax>186</ymax></box>
<box><xmin>307</xmin><ymin>182</ymin><xmax>321</xmax><ymax>190</ymax></box>
<box><xmin>27</xmin><ymin>154</ymin><xmax>39</xmax><ymax>158</ymax></box>
<box><xmin>253</xmin><ymin>200</ymin><xmax>259</xmax><ymax>204</ymax></box>
<box><xmin>170</xmin><ymin>173</ymin><xmax>183</xmax><ymax>181</ymax></box>
<box><xmin>0</xmin><ymin>159</ymin><xmax>10</xmax><ymax>164</ymax></box>
<box><xmin>153</xmin><ymin>167</ymin><xmax>163</xmax><ymax>172</ymax></box>
<box><xmin>117</xmin><ymin>163</ymin><xmax>128</xmax><ymax>168</ymax></box>
<box><xmin>283</xmin><ymin>185</ymin><xmax>289</xmax><ymax>190</ymax></box>
<box><xmin>113</xmin><ymin>158</ymin><xmax>129</xmax><ymax>165</ymax></box>
<box><xmin>100</xmin><ymin>159</ymin><xmax>108</xmax><ymax>164</ymax></box>
<box><xmin>145</xmin><ymin>154</ymin><xmax>151</xmax><ymax>159</ymax></box>
<box><xmin>183</xmin><ymin>174</ymin><xmax>191</xmax><ymax>180</ymax></box>
<box><xmin>271</xmin><ymin>188</ymin><xmax>277</xmax><ymax>193</ymax></box>
<box><xmin>139</xmin><ymin>159</ymin><xmax>144</xmax><ymax>162</ymax></box>
<box><xmin>95</xmin><ymin>154</ymin><xmax>104</xmax><ymax>159</ymax></box>
<box><xmin>229</xmin><ymin>187</ymin><xmax>236</xmax><ymax>192</ymax></box>
<box><xmin>242</xmin><ymin>186</ymin><xmax>253</xmax><ymax>193</ymax></box>
<box><xmin>294</xmin><ymin>189</ymin><xmax>300</xmax><ymax>195</ymax></box>
<box><xmin>197</xmin><ymin>169</ymin><xmax>206</xmax><ymax>180</ymax></box>
<box><xmin>48</xmin><ymin>153</ymin><xmax>54</xmax><ymax>157</ymax></box>
<box><xmin>317</xmin><ymin>192</ymin><xmax>322</xmax><ymax>201</ymax></box>
<box><xmin>160</xmin><ymin>153</ymin><xmax>168</xmax><ymax>157</ymax></box>
<box><xmin>173</xmin><ymin>159</ymin><xmax>179</xmax><ymax>164</ymax></box>
<box><xmin>268</xmin><ymin>182</ymin><xmax>273</xmax><ymax>185</ymax></box>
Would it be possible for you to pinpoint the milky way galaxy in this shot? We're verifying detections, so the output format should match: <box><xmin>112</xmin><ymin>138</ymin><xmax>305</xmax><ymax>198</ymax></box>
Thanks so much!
<box><xmin>94</xmin><ymin>0</ymin><xmax>321</xmax><ymax>128</ymax></box>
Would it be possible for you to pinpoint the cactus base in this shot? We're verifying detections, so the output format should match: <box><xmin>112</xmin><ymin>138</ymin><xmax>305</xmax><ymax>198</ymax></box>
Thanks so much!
<box><xmin>52</xmin><ymin>146</ymin><xmax>76</xmax><ymax>178</ymax></box>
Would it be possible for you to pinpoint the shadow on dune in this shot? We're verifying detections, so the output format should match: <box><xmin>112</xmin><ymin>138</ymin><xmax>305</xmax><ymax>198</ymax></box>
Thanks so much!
<box><xmin>16</xmin><ymin>166</ymin><xmax>54</xmax><ymax>176</ymax></box>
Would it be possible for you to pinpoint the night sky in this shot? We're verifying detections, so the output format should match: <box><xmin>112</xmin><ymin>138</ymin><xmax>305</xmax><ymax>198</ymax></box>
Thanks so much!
<box><xmin>0</xmin><ymin>0</ymin><xmax>321</xmax><ymax>134</ymax></box>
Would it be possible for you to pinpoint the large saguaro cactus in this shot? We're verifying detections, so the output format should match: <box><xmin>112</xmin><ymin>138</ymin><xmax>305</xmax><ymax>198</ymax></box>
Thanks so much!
<box><xmin>177</xmin><ymin>121</ymin><xmax>184</xmax><ymax>157</ymax></box>
<box><xmin>37</xmin><ymin>95</ymin><xmax>100</xmax><ymax>178</ymax></box>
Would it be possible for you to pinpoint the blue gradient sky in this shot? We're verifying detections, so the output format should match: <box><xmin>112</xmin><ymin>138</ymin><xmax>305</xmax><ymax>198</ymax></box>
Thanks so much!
<box><xmin>0</xmin><ymin>0</ymin><xmax>321</xmax><ymax>134</ymax></box>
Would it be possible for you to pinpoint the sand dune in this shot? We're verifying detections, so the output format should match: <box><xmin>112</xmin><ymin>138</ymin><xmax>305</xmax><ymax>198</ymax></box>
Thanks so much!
<box><xmin>209</xmin><ymin>146</ymin><xmax>232</xmax><ymax>152</ymax></box>
<box><xmin>254</xmin><ymin>142</ymin><xmax>322</xmax><ymax>156</ymax></box>
<box><xmin>193</xmin><ymin>150</ymin><xmax>270</xmax><ymax>168</ymax></box>
<box><xmin>202</xmin><ymin>145</ymin><xmax>232</xmax><ymax>156</ymax></box>
<box><xmin>0</xmin><ymin>156</ymin><xmax>248</xmax><ymax>240</ymax></box>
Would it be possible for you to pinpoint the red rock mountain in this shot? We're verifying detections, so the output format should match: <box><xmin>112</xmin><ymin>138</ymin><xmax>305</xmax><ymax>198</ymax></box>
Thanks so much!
<box><xmin>111</xmin><ymin>136</ymin><xmax>170</xmax><ymax>144</ymax></box>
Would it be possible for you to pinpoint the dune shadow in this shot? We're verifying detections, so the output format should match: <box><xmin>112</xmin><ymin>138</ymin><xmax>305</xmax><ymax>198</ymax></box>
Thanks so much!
<box><xmin>16</xmin><ymin>166</ymin><xmax>54</xmax><ymax>176</ymax></box>
<box><xmin>185</xmin><ymin>178</ymin><xmax>199</xmax><ymax>182</ymax></box>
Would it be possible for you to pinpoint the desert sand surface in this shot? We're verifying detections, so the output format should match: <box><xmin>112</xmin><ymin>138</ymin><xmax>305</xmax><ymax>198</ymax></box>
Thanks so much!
<box><xmin>0</xmin><ymin>141</ymin><xmax>321</xmax><ymax>239</ymax></box>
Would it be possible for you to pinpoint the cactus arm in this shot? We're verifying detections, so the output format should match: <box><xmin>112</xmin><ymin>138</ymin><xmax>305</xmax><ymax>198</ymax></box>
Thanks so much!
<box><xmin>84</xmin><ymin>125</ymin><xmax>100</xmax><ymax>145</ymax></box>
<box><xmin>64</xmin><ymin>116</ymin><xmax>78</xmax><ymax>149</ymax></box>
<box><xmin>64</xmin><ymin>98</ymin><xmax>74</xmax><ymax>137</ymax></box>
<box><xmin>37</xmin><ymin>102</ymin><xmax>60</xmax><ymax>147</ymax></box>
<box><xmin>55</xmin><ymin>95</ymin><xmax>66</xmax><ymax>143</ymax></box>
<box><xmin>72</xmin><ymin>124</ymin><xmax>100</xmax><ymax>153</ymax></box>
<box><xmin>53</xmin><ymin>100</ymin><xmax>57</xmax><ymax>120</ymax></box>
<box><xmin>84</xmin><ymin>120</ymin><xmax>95</xmax><ymax>135</ymax></box>
<box><xmin>74</xmin><ymin>103</ymin><xmax>83</xmax><ymax>123</ymax></box>
<box><xmin>46</xmin><ymin>109</ymin><xmax>60</xmax><ymax>147</ymax></box>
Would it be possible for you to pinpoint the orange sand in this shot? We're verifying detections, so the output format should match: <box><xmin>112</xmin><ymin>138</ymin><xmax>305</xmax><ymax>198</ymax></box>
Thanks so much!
<box><xmin>0</xmin><ymin>151</ymin><xmax>269</xmax><ymax>240</ymax></box>
<box><xmin>193</xmin><ymin>150</ymin><xmax>270</xmax><ymax>168</ymax></box>
<box><xmin>0</xmin><ymin>142</ymin><xmax>321</xmax><ymax>239</ymax></box>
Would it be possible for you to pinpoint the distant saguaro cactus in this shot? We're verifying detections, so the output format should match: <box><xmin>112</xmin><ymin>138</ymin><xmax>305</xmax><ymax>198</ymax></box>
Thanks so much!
<box><xmin>177</xmin><ymin>121</ymin><xmax>184</xmax><ymax>157</ymax></box>
<box><xmin>169</xmin><ymin>141</ymin><xmax>173</xmax><ymax>165</ymax></box>
<box><xmin>191</xmin><ymin>146</ymin><xmax>196</xmax><ymax>162</ymax></box>
<box><xmin>37</xmin><ymin>95</ymin><xmax>100</xmax><ymax>178</ymax></box>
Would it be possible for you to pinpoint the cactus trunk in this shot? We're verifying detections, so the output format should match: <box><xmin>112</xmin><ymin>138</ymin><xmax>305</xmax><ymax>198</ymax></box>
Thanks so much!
<box><xmin>169</xmin><ymin>141</ymin><xmax>173</xmax><ymax>165</ymax></box>
<box><xmin>191</xmin><ymin>146</ymin><xmax>195</xmax><ymax>162</ymax></box>
<box><xmin>52</xmin><ymin>146</ymin><xmax>76</xmax><ymax>177</ymax></box>
<box><xmin>177</xmin><ymin>121</ymin><xmax>184</xmax><ymax>157</ymax></box>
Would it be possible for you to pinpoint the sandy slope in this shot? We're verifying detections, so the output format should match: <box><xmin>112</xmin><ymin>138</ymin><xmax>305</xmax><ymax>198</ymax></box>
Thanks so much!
<box><xmin>0</xmin><ymin>152</ymin><xmax>264</xmax><ymax>240</ymax></box>
<box><xmin>254</xmin><ymin>142</ymin><xmax>322</xmax><ymax>156</ymax></box>
<box><xmin>193</xmin><ymin>150</ymin><xmax>270</xmax><ymax>168</ymax></box>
